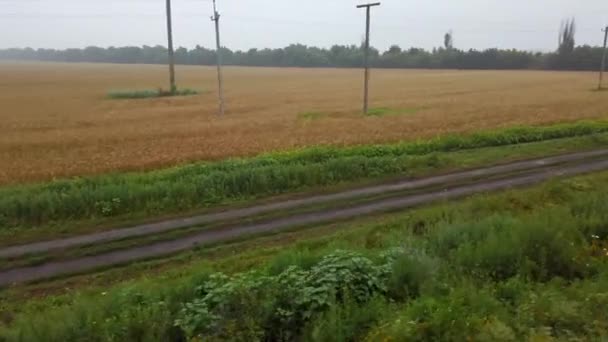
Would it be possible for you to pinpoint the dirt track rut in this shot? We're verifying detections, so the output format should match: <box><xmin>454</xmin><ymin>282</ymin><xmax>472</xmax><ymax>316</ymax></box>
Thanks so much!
<box><xmin>1</xmin><ymin>153</ymin><xmax>608</xmax><ymax>286</ymax></box>
<box><xmin>2</xmin><ymin>149</ymin><xmax>608</xmax><ymax>259</ymax></box>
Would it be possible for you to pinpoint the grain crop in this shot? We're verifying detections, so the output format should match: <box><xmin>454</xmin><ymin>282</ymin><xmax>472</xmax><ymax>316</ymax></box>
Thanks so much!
<box><xmin>1</xmin><ymin>61</ymin><xmax>606</xmax><ymax>184</ymax></box>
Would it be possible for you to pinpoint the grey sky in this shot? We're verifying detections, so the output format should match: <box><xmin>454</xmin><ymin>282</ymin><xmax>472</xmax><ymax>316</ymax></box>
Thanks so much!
<box><xmin>1</xmin><ymin>0</ymin><xmax>607</xmax><ymax>52</ymax></box>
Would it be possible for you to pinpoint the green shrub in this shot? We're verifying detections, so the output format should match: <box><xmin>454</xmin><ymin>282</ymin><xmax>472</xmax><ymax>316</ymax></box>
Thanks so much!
<box><xmin>175</xmin><ymin>272</ymin><xmax>274</xmax><ymax>341</ymax></box>
<box><xmin>306</xmin><ymin>250</ymin><xmax>386</xmax><ymax>303</ymax></box>
<box><xmin>175</xmin><ymin>250</ymin><xmax>388</xmax><ymax>341</ymax></box>
<box><xmin>268</xmin><ymin>250</ymin><xmax>387</xmax><ymax>337</ymax></box>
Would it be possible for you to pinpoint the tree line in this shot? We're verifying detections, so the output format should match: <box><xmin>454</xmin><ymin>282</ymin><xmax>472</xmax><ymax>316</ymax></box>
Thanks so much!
<box><xmin>1</xmin><ymin>20</ymin><xmax>604</xmax><ymax>71</ymax></box>
<box><xmin>2</xmin><ymin>44</ymin><xmax>603</xmax><ymax>71</ymax></box>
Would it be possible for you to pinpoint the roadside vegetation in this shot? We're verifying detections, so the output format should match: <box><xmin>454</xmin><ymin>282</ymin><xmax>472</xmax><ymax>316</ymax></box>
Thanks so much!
<box><xmin>2</xmin><ymin>171</ymin><xmax>608</xmax><ymax>341</ymax></box>
<box><xmin>2</xmin><ymin>121</ymin><xmax>608</xmax><ymax>245</ymax></box>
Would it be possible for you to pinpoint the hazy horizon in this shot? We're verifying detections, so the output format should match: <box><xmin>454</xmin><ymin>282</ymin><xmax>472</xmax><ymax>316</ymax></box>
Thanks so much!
<box><xmin>1</xmin><ymin>0</ymin><xmax>607</xmax><ymax>52</ymax></box>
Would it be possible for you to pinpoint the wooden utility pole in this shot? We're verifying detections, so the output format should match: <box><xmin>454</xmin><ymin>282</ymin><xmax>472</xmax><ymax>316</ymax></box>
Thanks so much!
<box><xmin>165</xmin><ymin>0</ymin><xmax>176</xmax><ymax>93</ymax></box>
<box><xmin>599</xmin><ymin>26</ymin><xmax>608</xmax><ymax>90</ymax></box>
<box><xmin>211</xmin><ymin>0</ymin><xmax>226</xmax><ymax>115</ymax></box>
<box><xmin>356</xmin><ymin>2</ymin><xmax>380</xmax><ymax>114</ymax></box>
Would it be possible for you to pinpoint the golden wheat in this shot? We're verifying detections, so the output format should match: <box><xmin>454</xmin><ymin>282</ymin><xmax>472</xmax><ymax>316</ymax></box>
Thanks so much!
<box><xmin>0</xmin><ymin>61</ymin><xmax>606</xmax><ymax>184</ymax></box>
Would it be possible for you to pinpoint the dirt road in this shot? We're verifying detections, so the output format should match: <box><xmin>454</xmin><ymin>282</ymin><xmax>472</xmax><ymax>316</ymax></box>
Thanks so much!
<box><xmin>3</xmin><ymin>149</ymin><xmax>608</xmax><ymax>260</ymax></box>
<box><xmin>1</xmin><ymin>152</ymin><xmax>608</xmax><ymax>286</ymax></box>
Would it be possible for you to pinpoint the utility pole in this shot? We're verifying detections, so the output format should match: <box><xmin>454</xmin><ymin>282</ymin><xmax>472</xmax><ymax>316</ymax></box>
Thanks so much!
<box><xmin>356</xmin><ymin>2</ymin><xmax>380</xmax><ymax>114</ymax></box>
<box><xmin>599</xmin><ymin>26</ymin><xmax>608</xmax><ymax>90</ymax></box>
<box><xmin>165</xmin><ymin>0</ymin><xmax>176</xmax><ymax>93</ymax></box>
<box><xmin>211</xmin><ymin>0</ymin><xmax>225</xmax><ymax>115</ymax></box>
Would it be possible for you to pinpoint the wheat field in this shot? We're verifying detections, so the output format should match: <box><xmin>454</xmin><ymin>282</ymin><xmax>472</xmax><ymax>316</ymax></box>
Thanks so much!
<box><xmin>1</xmin><ymin>61</ymin><xmax>606</xmax><ymax>184</ymax></box>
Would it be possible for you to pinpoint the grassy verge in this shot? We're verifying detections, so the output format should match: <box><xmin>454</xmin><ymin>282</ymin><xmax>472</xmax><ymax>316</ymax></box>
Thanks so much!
<box><xmin>107</xmin><ymin>88</ymin><xmax>199</xmax><ymax>99</ymax></box>
<box><xmin>1</xmin><ymin>171</ymin><xmax>608</xmax><ymax>341</ymax></box>
<box><xmin>2</xmin><ymin>121</ymin><xmax>608</xmax><ymax>245</ymax></box>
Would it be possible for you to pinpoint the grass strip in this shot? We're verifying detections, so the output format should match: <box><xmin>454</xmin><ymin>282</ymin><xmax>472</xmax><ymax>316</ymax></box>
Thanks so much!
<box><xmin>1</xmin><ymin>121</ymin><xmax>608</xmax><ymax>244</ymax></box>
<box><xmin>107</xmin><ymin>88</ymin><xmax>199</xmax><ymax>99</ymax></box>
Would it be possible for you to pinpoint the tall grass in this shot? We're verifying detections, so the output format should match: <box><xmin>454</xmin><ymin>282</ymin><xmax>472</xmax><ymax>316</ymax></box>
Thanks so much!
<box><xmin>3</xmin><ymin>174</ymin><xmax>608</xmax><ymax>341</ymax></box>
<box><xmin>1</xmin><ymin>121</ymin><xmax>608</xmax><ymax>233</ymax></box>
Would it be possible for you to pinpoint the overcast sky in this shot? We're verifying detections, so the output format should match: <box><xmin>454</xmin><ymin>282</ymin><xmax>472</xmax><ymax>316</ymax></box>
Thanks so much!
<box><xmin>1</xmin><ymin>0</ymin><xmax>607</xmax><ymax>52</ymax></box>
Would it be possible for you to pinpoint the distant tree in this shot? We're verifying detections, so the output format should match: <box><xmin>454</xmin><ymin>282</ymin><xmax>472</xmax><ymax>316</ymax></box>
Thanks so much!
<box><xmin>387</xmin><ymin>45</ymin><xmax>402</xmax><ymax>54</ymax></box>
<box><xmin>444</xmin><ymin>31</ymin><xmax>454</xmax><ymax>50</ymax></box>
<box><xmin>551</xmin><ymin>18</ymin><xmax>577</xmax><ymax>69</ymax></box>
<box><xmin>558</xmin><ymin>18</ymin><xmax>576</xmax><ymax>55</ymax></box>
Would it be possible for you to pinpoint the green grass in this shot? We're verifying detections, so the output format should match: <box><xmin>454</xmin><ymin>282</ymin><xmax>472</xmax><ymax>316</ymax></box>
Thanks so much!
<box><xmin>300</xmin><ymin>107</ymin><xmax>421</xmax><ymax>120</ymax></box>
<box><xmin>107</xmin><ymin>88</ymin><xmax>199</xmax><ymax>99</ymax></box>
<box><xmin>2</xmin><ymin>172</ymin><xmax>608</xmax><ymax>341</ymax></box>
<box><xmin>365</xmin><ymin>107</ymin><xmax>422</xmax><ymax>117</ymax></box>
<box><xmin>2</xmin><ymin>120</ymin><xmax>608</xmax><ymax>245</ymax></box>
